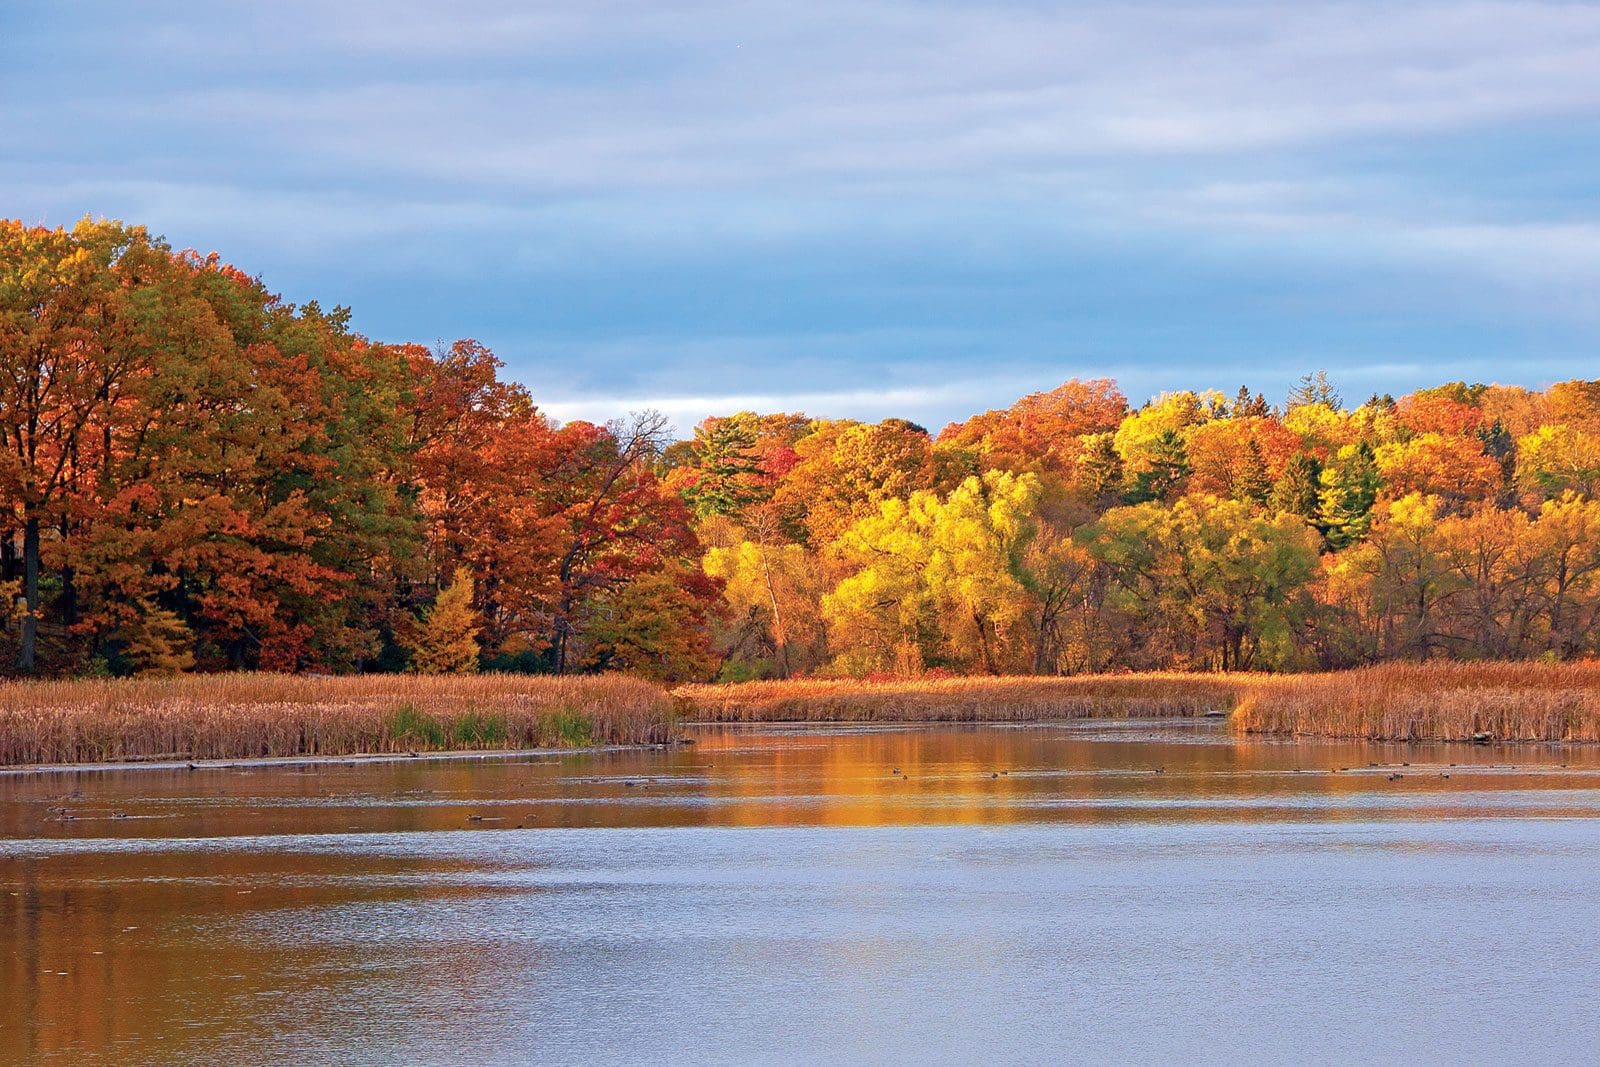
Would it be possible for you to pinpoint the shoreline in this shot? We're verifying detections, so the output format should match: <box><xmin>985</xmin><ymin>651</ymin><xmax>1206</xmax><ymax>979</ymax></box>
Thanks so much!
<box><xmin>676</xmin><ymin>662</ymin><xmax>1600</xmax><ymax>743</ymax></box>
<box><xmin>0</xmin><ymin>673</ymin><xmax>675</xmax><ymax>768</ymax></box>
<box><xmin>0</xmin><ymin>740</ymin><xmax>684</xmax><ymax>778</ymax></box>
<box><xmin>6</xmin><ymin>711</ymin><xmax>1600</xmax><ymax>774</ymax></box>
<box><xmin>5</xmin><ymin>662</ymin><xmax>1599</xmax><ymax>770</ymax></box>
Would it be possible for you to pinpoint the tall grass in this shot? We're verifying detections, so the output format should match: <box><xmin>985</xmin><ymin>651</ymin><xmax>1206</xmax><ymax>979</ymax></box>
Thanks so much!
<box><xmin>674</xmin><ymin>673</ymin><xmax>1243</xmax><ymax>722</ymax></box>
<box><xmin>0</xmin><ymin>673</ymin><xmax>674</xmax><ymax>766</ymax></box>
<box><xmin>9</xmin><ymin>663</ymin><xmax>1593</xmax><ymax>765</ymax></box>
<box><xmin>680</xmin><ymin>663</ymin><xmax>1600</xmax><ymax>742</ymax></box>
<box><xmin>1232</xmin><ymin>661</ymin><xmax>1600</xmax><ymax>742</ymax></box>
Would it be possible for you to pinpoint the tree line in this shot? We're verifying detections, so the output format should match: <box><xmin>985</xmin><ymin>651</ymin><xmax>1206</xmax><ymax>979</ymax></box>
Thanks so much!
<box><xmin>4</xmin><ymin>219</ymin><xmax>1599</xmax><ymax>678</ymax></box>
<box><xmin>0</xmin><ymin>219</ymin><xmax>712</xmax><ymax>678</ymax></box>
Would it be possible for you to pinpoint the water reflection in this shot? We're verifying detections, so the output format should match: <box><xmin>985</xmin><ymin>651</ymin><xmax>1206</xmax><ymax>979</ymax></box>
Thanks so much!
<box><xmin>5</xmin><ymin>722</ymin><xmax>1600</xmax><ymax>1064</ymax></box>
<box><xmin>5</xmin><ymin>721</ymin><xmax>1600</xmax><ymax>840</ymax></box>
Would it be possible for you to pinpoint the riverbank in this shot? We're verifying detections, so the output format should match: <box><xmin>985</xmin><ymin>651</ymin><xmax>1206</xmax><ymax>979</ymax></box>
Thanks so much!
<box><xmin>1233</xmin><ymin>661</ymin><xmax>1600</xmax><ymax>742</ymax></box>
<box><xmin>677</xmin><ymin>662</ymin><xmax>1600</xmax><ymax>743</ymax></box>
<box><xmin>7</xmin><ymin>662</ymin><xmax>1597</xmax><ymax>767</ymax></box>
<box><xmin>0</xmin><ymin>673</ymin><xmax>674</xmax><ymax>766</ymax></box>
<box><xmin>674</xmin><ymin>673</ymin><xmax>1243</xmax><ymax>722</ymax></box>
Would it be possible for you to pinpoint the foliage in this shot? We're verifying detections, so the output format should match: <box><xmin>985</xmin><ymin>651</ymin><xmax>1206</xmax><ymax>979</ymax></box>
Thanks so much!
<box><xmin>6</xmin><ymin>217</ymin><xmax>1600</xmax><ymax>685</ymax></box>
<box><xmin>1082</xmin><ymin>495</ymin><xmax>1320</xmax><ymax>670</ymax></box>
<box><xmin>406</xmin><ymin>567</ymin><xmax>481</xmax><ymax>674</ymax></box>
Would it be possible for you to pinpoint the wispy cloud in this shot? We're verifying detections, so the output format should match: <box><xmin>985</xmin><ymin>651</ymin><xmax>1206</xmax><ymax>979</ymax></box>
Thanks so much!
<box><xmin>4</xmin><ymin>1</ymin><xmax>1598</xmax><ymax>431</ymax></box>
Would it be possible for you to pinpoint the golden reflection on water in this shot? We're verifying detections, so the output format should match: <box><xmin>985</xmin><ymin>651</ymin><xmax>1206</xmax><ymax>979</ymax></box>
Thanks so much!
<box><xmin>5</xmin><ymin>721</ymin><xmax>1600</xmax><ymax>1063</ymax></box>
<box><xmin>3</xmin><ymin>722</ymin><xmax>1600</xmax><ymax>839</ymax></box>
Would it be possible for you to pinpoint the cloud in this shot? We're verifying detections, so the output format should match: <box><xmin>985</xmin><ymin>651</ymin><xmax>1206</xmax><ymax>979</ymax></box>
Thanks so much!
<box><xmin>537</xmin><ymin>382</ymin><xmax>993</xmax><ymax>434</ymax></box>
<box><xmin>5</xmin><ymin>0</ymin><xmax>1599</xmax><ymax>434</ymax></box>
<box><xmin>13</xmin><ymin>2</ymin><xmax>1600</xmax><ymax>194</ymax></box>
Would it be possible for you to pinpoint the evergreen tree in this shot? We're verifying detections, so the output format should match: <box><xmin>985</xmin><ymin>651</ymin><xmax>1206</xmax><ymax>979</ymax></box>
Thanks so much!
<box><xmin>1287</xmin><ymin>370</ymin><xmax>1341</xmax><ymax>410</ymax></box>
<box><xmin>1272</xmin><ymin>453</ymin><xmax>1323</xmax><ymax>519</ymax></box>
<box><xmin>117</xmin><ymin>600</ymin><xmax>196</xmax><ymax>677</ymax></box>
<box><xmin>1078</xmin><ymin>432</ymin><xmax>1124</xmax><ymax>504</ymax></box>
<box><xmin>1477</xmin><ymin>418</ymin><xmax>1517</xmax><ymax>487</ymax></box>
<box><xmin>682</xmin><ymin>418</ymin><xmax>764</xmax><ymax>519</ymax></box>
<box><xmin>1125</xmin><ymin>429</ymin><xmax>1191</xmax><ymax>504</ymax></box>
<box><xmin>408</xmin><ymin>568</ymin><xmax>481</xmax><ymax>674</ymax></box>
<box><xmin>1236</xmin><ymin>438</ymin><xmax>1273</xmax><ymax>506</ymax></box>
<box><xmin>1317</xmin><ymin>442</ymin><xmax>1381</xmax><ymax>549</ymax></box>
<box><xmin>1231</xmin><ymin>386</ymin><xmax>1271</xmax><ymax>418</ymax></box>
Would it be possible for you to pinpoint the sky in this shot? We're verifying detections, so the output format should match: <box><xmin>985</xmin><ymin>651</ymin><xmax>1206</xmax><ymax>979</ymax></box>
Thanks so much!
<box><xmin>4</xmin><ymin>1</ymin><xmax>1599</xmax><ymax>434</ymax></box>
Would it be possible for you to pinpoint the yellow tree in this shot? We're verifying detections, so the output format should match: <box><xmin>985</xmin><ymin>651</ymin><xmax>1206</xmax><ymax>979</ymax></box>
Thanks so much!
<box><xmin>1112</xmin><ymin>391</ymin><xmax>1223</xmax><ymax>501</ymax></box>
<box><xmin>1517</xmin><ymin>424</ymin><xmax>1600</xmax><ymax>499</ymax></box>
<box><xmin>407</xmin><ymin>567</ymin><xmax>480</xmax><ymax>674</ymax></box>
<box><xmin>1375</xmin><ymin>433</ymin><xmax>1502</xmax><ymax>504</ymax></box>
<box><xmin>920</xmin><ymin>471</ymin><xmax>1041</xmax><ymax>673</ymax></box>
<box><xmin>1348</xmin><ymin>494</ymin><xmax>1464</xmax><ymax>660</ymax></box>
<box><xmin>116</xmin><ymin>599</ymin><xmax>196</xmax><ymax>676</ymax></box>
<box><xmin>1434</xmin><ymin>505</ymin><xmax>1544</xmax><ymax>658</ymax></box>
<box><xmin>823</xmin><ymin>495</ymin><xmax>934</xmax><ymax>675</ymax></box>
<box><xmin>703</xmin><ymin>534</ymin><xmax>829</xmax><ymax>679</ymax></box>
<box><xmin>1528</xmin><ymin>492</ymin><xmax>1600</xmax><ymax>658</ymax></box>
<box><xmin>1082</xmin><ymin>494</ymin><xmax>1320</xmax><ymax>670</ymax></box>
<box><xmin>823</xmin><ymin>471</ymin><xmax>1043</xmax><ymax>675</ymax></box>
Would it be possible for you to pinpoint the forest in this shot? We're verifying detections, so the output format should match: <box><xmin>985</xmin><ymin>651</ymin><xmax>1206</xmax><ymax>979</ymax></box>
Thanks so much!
<box><xmin>4</xmin><ymin>218</ymin><xmax>1599</xmax><ymax>681</ymax></box>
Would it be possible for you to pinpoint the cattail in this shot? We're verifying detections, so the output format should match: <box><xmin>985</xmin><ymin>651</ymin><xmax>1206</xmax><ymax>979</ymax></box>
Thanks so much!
<box><xmin>0</xmin><ymin>673</ymin><xmax>673</xmax><ymax>766</ymax></box>
<box><xmin>1231</xmin><ymin>662</ymin><xmax>1600</xmax><ymax>742</ymax></box>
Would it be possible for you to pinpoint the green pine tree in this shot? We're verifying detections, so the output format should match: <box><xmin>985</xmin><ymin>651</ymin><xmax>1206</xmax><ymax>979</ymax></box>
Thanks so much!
<box><xmin>1235</xmin><ymin>438</ymin><xmax>1273</xmax><ymax>506</ymax></box>
<box><xmin>1078</xmin><ymin>432</ymin><xmax>1124</xmax><ymax>504</ymax></box>
<box><xmin>1125</xmin><ymin>429</ymin><xmax>1191</xmax><ymax>504</ymax></box>
<box><xmin>1317</xmin><ymin>443</ymin><xmax>1381</xmax><ymax>549</ymax></box>
<box><xmin>683</xmin><ymin>418</ymin><xmax>764</xmax><ymax>519</ymax></box>
<box><xmin>1272</xmin><ymin>453</ymin><xmax>1323</xmax><ymax>519</ymax></box>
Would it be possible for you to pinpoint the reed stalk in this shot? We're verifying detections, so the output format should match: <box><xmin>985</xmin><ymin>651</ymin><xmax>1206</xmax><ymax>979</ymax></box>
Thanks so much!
<box><xmin>0</xmin><ymin>673</ymin><xmax>674</xmax><ymax>766</ymax></box>
<box><xmin>1231</xmin><ymin>661</ymin><xmax>1600</xmax><ymax>742</ymax></box>
<box><xmin>674</xmin><ymin>673</ymin><xmax>1245</xmax><ymax>722</ymax></box>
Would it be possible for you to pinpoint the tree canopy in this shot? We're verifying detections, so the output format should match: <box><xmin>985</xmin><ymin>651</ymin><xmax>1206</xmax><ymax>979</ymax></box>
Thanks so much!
<box><xmin>6</xmin><ymin>218</ymin><xmax>1600</xmax><ymax>680</ymax></box>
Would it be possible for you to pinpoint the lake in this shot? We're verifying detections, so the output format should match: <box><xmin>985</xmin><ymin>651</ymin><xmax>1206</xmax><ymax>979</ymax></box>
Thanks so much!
<box><xmin>5</xmin><ymin>721</ymin><xmax>1600</xmax><ymax>1064</ymax></box>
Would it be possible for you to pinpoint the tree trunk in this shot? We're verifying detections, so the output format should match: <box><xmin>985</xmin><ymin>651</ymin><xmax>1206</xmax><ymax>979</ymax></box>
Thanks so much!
<box><xmin>758</xmin><ymin>545</ymin><xmax>789</xmax><ymax>679</ymax></box>
<box><xmin>19</xmin><ymin>516</ymin><xmax>39</xmax><ymax>673</ymax></box>
<box><xmin>58</xmin><ymin>518</ymin><xmax>76</xmax><ymax>628</ymax></box>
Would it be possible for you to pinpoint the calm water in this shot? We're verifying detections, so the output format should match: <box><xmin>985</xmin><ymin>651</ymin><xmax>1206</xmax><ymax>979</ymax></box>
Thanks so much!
<box><xmin>5</xmin><ymin>721</ymin><xmax>1600</xmax><ymax>1065</ymax></box>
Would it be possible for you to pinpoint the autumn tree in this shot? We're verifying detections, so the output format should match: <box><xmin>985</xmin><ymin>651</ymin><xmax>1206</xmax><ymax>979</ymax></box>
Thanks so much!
<box><xmin>936</xmin><ymin>378</ymin><xmax>1127</xmax><ymax>481</ymax></box>
<box><xmin>0</xmin><ymin>219</ymin><xmax>150</xmax><ymax>671</ymax></box>
<box><xmin>1528</xmin><ymin>492</ymin><xmax>1600</xmax><ymax>658</ymax></box>
<box><xmin>1082</xmin><ymin>495</ymin><xmax>1320</xmax><ymax>670</ymax></box>
<box><xmin>702</xmin><ymin>522</ymin><xmax>830</xmax><ymax>679</ymax></box>
<box><xmin>406</xmin><ymin>567</ymin><xmax>480</xmax><ymax>674</ymax></box>
<box><xmin>1334</xmin><ymin>494</ymin><xmax>1462</xmax><ymax>661</ymax></box>
<box><xmin>825</xmin><ymin>471</ymin><xmax>1043</xmax><ymax>675</ymax></box>
<box><xmin>581</xmin><ymin>561</ymin><xmax>721</xmax><ymax>682</ymax></box>
<box><xmin>1516</xmin><ymin>424</ymin><xmax>1600</xmax><ymax>499</ymax></box>
<box><xmin>772</xmin><ymin>418</ymin><xmax>939</xmax><ymax>545</ymax></box>
<box><xmin>539</xmin><ymin>412</ymin><xmax>708</xmax><ymax>673</ymax></box>
<box><xmin>1374</xmin><ymin>433</ymin><xmax>1501</xmax><ymax>506</ymax></box>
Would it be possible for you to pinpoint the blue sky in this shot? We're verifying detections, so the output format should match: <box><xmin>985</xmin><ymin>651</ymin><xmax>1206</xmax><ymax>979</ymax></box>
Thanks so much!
<box><xmin>4</xmin><ymin>1</ymin><xmax>1599</xmax><ymax>432</ymax></box>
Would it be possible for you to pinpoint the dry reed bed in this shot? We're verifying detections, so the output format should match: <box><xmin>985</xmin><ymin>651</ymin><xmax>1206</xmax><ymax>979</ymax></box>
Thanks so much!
<box><xmin>0</xmin><ymin>673</ymin><xmax>675</xmax><ymax>766</ymax></box>
<box><xmin>1233</xmin><ymin>661</ymin><xmax>1600</xmax><ymax>742</ymax></box>
<box><xmin>674</xmin><ymin>674</ymin><xmax>1246</xmax><ymax>723</ymax></box>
